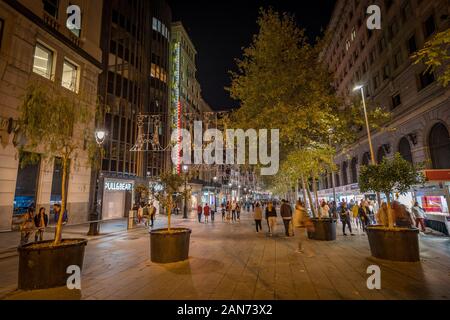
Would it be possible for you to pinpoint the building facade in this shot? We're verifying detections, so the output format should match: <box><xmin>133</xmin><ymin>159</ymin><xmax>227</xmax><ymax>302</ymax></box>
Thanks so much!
<box><xmin>97</xmin><ymin>0</ymin><xmax>172</xmax><ymax>220</ymax></box>
<box><xmin>320</xmin><ymin>0</ymin><xmax>450</xmax><ymax>222</ymax></box>
<box><xmin>0</xmin><ymin>0</ymin><xmax>103</xmax><ymax>230</ymax></box>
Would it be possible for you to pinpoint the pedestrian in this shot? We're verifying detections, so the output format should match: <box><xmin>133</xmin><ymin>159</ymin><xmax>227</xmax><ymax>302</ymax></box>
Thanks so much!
<box><xmin>320</xmin><ymin>200</ymin><xmax>330</xmax><ymax>218</ymax></box>
<box><xmin>358</xmin><ymin>200</ymin><xmax>370</xmax><ymax>232</ymax></box>
<box><xmin>352</xmin><ymin>201</ymin><xmax>361</xmax><ymax>229</ymax></box>
<box><xmin>266</xmin><ymin>201</ymin><xmax>277</xmax><ymax>236</ymax></box>
<box><xmin>211</xmin><ymin>205</ymin><xmax>215</xmax><ymax>223</ymax></box>
<box><xmin>53</xmin><ymin>204</ymin><xmax>68</xmax><ymax>225</ymax></box>
<box><xmin>204</xmin><ymin>203</ymin><xmax>210</xmax><ymax>224</ymax></box>
<box><xmin>149</xmin><ymin>203</ymin><xmax>156</xmax><ymax>228</ymax></box>
<box><xmin>143</xmin><ymin>203</ymin><xmax>150</xmax><ymax>227</ymax></box>
<box><xmin>293</xmin><ymin>200</ymin><xmax>307</xmax><ymax>228</ymax></box>
<box><xmin>231</xmin><ymin>201</ymin><xmax>237</xmax><ymax>222</ymax></box>
<box><xmin>392</xmin><ymin>201</ymin><xmax>413</xmax><ymax>228</ymax></box>
<box><xmin>137</xmin><ymin>204</ymin><xmax>144</xmax><ymax>224</ymax></box>
<box><xmin>20</xmin><ymin>207</ymin><xmax>35</xmax><ymax>246</ymax></box>
<box><xmin>221</xmin><ymin>203</ymin><xmax>226</xmax><ymax>221</ymax></box>
<box><xmin>411</xmin><ymin>202</ymin><xmax>426</xmax><ymax>232</ymax></box>
<box><xmin>254</xmin><ymin>202</ymin><xmax>263</xmax><ymax>232</ymax></box>
<box><xmin>236</xmin><ymin>203</ymin><xmax>241</xmax><ymax>222</ymax></box>
<box><xmin>340</xmin><ymin>200</ymin><xmax>355</xmax><ymax>236</ymax></box>
<box><xmin>226</xmin><ymin>201</ymin><xmax>231</xmax><ymax>222</ymax></box>
<box><xmin>376</xmin><ymin>202</ymin><xmax>389</xmax><ymax>227</ymax></box>
<box><xmin>34</xmin><ymin>207</ymin><xmax>48</xmax><ymax>242</ymax></box>
<box><xmin>197</xmin><ymin>204</ymin><xmax>203</xmax><ymax>223</ymax></box>
<box><xmin>280</xmin><ymin>200</ymin><xmax>294</xmax><ymax>237</ymax></box>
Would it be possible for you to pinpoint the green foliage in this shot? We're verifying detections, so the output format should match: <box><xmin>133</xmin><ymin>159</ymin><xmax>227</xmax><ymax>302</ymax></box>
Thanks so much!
<box><xmin>17</xmin><ymin>81</ymin><xmax>95</xmax><ymax>245</ymax></box>
<box><xmin>149</xmin><ymin>171</ymin><xmax>186</xmax><ymax>231</ymax></box>
<box><xmin>359</xmin><ymin>153</ymin><xmax>425</xmax><ymax>200</ymax></box>
<box><xmin>413</xmin><ymin>29</ymin><xmax>450</xmax><ymax>87</ymax></box>
<box><xmin>228</xmin><ymin>9</ymin><xmax>341</xmax><ymax>148</ymax></box>
<box><xmin>18</xmin><ymin>82</ymin><xmax>94</xmax><ymax>163</ymax></box>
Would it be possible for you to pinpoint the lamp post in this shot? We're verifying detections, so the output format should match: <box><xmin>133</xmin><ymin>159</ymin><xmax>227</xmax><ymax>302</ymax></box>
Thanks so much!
<box><xmin>354</xmin><ymin>85</ymin><xmax>381</xmax><ymax>206</ymax></box>
<box><xmin>88</xmin><ymin>129</ymin><xmax>107</xmax><ymax>236</ymax></box>
<box><xmin>182</xmin><ymin>165</ymin><xmax>189</xmax><ymax>219</ymax></box>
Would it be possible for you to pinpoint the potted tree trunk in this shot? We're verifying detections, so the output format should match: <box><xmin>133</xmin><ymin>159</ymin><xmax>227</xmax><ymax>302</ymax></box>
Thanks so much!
<box><xmin>149</xmin><ymin>171</ymin><xmax>191</xmax><ymax>263</ymax></box>
<box><xmin>359</xmin><ymin>153</ymin><xmax>425</xmax><ymax>262</ymax></box>
<box><xmin>15</xmin><ymin>82</ymin><xmax>95</xmax><ymax>290</ymax></box>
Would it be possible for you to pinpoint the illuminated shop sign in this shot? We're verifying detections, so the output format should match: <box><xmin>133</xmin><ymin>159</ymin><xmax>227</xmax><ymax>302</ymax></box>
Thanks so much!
<box><xmin>171</xmin><ymin>42</ymin><xmax>182</xmax><ymax>174</ymax></box>
<box><xmin>105</xmin><ymin>182</ymin><xmax>133</xmax><ymax>191</ymax></box>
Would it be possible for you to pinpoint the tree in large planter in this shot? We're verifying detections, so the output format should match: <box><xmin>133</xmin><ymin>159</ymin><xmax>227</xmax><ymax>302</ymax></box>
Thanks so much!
<box><xmin>16</xmin><ymin>82</ymin><xmax>95</xmax><ymax>289</ymax></box>
<box><xmin>148</xmin><ymin>171</ymin><xmax>192</xmax><ymax>263</ymax></box>
<box><xmin>18</xmin><ymin>82</ymin><xmax>94</xmax><ymax>245</ymax></box>
<box><xmin>359</xmin><ymin>153</ymin><xmax>425</xmax><ymax>229</ymax></box>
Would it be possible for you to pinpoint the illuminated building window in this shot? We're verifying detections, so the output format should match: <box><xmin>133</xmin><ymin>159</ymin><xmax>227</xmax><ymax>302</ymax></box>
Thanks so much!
<box><xmin>32</xmin><ymin>43</ymin><xmax>54</xmax><ymax>80</ymax></box>
<box><xmin>62</xmin><ymin>59</ymin><xmax>79</xmax><ymax>92</ymax></box>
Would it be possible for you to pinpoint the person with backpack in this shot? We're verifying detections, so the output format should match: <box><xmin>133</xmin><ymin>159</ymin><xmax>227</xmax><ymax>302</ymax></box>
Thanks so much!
<box><xmin>340</xmin><ymin>200</ymin><xmax>355</xmax><ymax>236</ymax></box>
<box><xmin>34</xmin><ymin>207</ymin><xmax>49</xmax><ymax>242</ymax></box>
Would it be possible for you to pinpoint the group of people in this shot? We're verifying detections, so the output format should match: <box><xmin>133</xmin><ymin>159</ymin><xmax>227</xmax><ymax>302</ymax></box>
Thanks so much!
<box><xmin>252</xmin><ymin>200</ymin><xmax>299</xmax><ymax>237</ymax></box>
<box><xmin>197</xmin><ymin>203</ymin><xmax>214</xmax><ymax>223</ymax></box>
<box><xmin>220</xmin><ymin>201</ymin><xmax>242</xmax><ymax>223</ymax></box>
<box><xmin>135</xmin><ymin>203</ymin><xmax>157</xmax><ymax>228</ymax></box>
<box><xmin>19</xmin><ymin>204</ymin><xmax>66</xmax><ymax>246</ymax></box>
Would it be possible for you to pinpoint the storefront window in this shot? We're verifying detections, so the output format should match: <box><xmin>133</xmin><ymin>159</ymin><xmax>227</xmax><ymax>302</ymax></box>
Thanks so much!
<box><xmin>50</xmin><ymin>157</ymin><xmax>69</xmax><ymax>209</ymax></box>
<box><xmin>13</xmin><ymin>153</ymin><xmax>40</xmax><ymax>215</ymax></box>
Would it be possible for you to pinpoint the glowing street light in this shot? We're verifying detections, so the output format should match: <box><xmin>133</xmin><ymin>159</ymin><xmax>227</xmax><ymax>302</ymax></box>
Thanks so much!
<box><xmin>353</xmin><ymin>84</ymin><xmax>375</xmax><ymax>165</ymax></box>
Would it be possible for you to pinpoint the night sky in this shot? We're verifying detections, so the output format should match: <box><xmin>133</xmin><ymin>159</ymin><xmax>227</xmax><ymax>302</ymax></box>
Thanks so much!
<box><xmin>169</xmin><ymin>0</ymin><xmax>337</xmax><ymax>111</ymax></box>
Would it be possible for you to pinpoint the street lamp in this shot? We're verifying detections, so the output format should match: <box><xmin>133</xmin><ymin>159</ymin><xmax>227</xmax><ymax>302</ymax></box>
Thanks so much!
<box><xmin>182</xmin><ymin>165</ymin><xmax>189</xmax><ymax>219</ymax></box>
<box><xmin>88</xmin><ymin>129</ymin><xmax>107</xmax><ymax>236</ymax></box>
<box><xmin>353</xmin><ymin>85</ymin><xmax>376</xmax><ymax>165</ymax></box>
<box><xmin>354</xmin><ymin>84</ymin><xmax>381</xmax><ymax>206</ymax></box>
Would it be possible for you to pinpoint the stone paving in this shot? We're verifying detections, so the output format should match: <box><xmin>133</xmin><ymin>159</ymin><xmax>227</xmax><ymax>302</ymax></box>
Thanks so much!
<box><xmin>1</xmin><ymin>211</ymin><xmax>450</xmax><ymax>300</ymax></box>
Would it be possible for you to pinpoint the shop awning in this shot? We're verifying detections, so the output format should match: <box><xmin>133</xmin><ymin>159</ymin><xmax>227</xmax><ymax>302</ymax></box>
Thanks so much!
<box><xmin>424</xmin><ymin>170</ymin><xmax>450</xmax><ymax>182</ymax></box>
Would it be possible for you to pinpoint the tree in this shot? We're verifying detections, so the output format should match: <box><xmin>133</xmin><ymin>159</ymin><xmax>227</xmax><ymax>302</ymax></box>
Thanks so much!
<box><xmin>149</xmin><ymin>171</ymin><xmax>185</xmax><ymax>232</ymax></box>
<box><xmin>413</xmin><ymin>28</ymin><xmax>450</xmax><ymax>87</ymax></box>
<box><xmin>271</xmin><ymin>145</ymin><xmax>336</xmax><ymax>218</ymax></box>
<box><xmin>359</xmin><ymin>153</ymin><xmax>425</xmax><ymax>229</ymax></box>
<box><xmin>17</xmin><ymin>81</ymin><xmax>95</xmax><ymax>245</ymax></box>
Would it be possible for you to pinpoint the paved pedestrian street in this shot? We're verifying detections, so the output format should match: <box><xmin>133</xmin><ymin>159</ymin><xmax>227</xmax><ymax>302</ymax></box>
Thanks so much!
<box><xmin>1</xmin><ymin>211</ymin><xmax>450</xmax><ymax>300</ymax></box>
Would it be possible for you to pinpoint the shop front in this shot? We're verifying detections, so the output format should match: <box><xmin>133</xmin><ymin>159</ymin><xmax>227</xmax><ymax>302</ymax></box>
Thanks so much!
<box><xmin>416</xmin><ymin>170</ymin><xmax>450</xmax><ymax>236</ymax></box>
<box><xmin>102</xmin><ymin>179</ymin><xmax>134</xmax><ymax>220</ymax></box>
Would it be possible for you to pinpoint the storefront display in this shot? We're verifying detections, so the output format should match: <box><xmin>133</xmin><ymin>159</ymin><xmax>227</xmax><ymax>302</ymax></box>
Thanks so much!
<box><xmin>102</xmin><ymin>178</ymin><xmax>134</xmax><ymax>220</ymax></box>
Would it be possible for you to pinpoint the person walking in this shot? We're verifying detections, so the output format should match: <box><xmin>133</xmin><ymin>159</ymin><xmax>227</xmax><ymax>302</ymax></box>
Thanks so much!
<box><xmin>376</xmin><ymin>202</ymin><xmax>389</xmax><ymax>227</ymax></box>
<box><xmin>149</xmin><ymin>203</ymin><xmax>156</xmax><ymax>228</ymax></box>
<box><xmin>392</xmin><ymin>201</ymin><xmax>413</xmax><ymax>228</ymax></box>
<box><xmin>204</xmin><ymin>203</ymin><xmax>210</xmax><ymax>224</ymax></box>
<box><xmin>236</xmin><ymin>203</ymin><xmax>241</xmax><ymax>222</ymax></box>
<box><xmin>226</xmin><ymin>201</ymin><xmax>231</xmax><ymax>222</ymax></box>
<box><xmin>340</xmin><ymin>200</ymin><xmax>355</xmax><ymax>236</ymax></box>
<box><xmin>320</xmin><ymin>200</ymin><xmax>330</xmax><ymax>218</ymax></box>
<box><xmin>254</xmin><ymin>202</ymin><xmax>263</xmax><ymax>233</ymax></box>
<box><xmin>411</xmin><ymin>202</ymin><xmax>426</xmax><ymax>232</ymax></box>
<box><xmin>20</xmin><ymin>207</ymin><xmax>35</xmax><ymax>246</ymax></box>
<box><xmin>266</xmin><ymin>201</ymin><xmax>277</xmax><ymax>236</ymax></box>
<box><xmin>211</xmin><ymin>205</ymin><xmax>215</xmax><ymax>223</ymax></box>
<box><xmin>197</xmin><ymin>204</ymin><xmax>203</xmax><ymax>223</ymax></box>
<box><xmin>352</xmin><ymin>201</ymin><xmax>361</xmax><ymax>229</ymax></box>
<box><xmin>358</xmin><ymin>200</ymin><xmax>370</xmax><ymax>232</ymax></box>
<box><xmin>221</xmin><ymin>203</ymin><xmax>226</xmax><ymax>221</ymax></box>
<box><xmin>34</xmin><ymin>207</ymin><xmax>48</xmax><ymax>242</ymax></box>
<box><xmin>230</xmin><ymin>201</ymin><xmax>236</xmax><ymax>222</ymax></box>
<box><xmin>280</xmin><ymin>200</ymin><xmax>294</xmax><ymax>237</ymax></box>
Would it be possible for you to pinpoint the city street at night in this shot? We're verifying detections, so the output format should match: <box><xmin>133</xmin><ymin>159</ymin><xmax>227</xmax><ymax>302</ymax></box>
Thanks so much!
<box><xmin>1</xmin><ymin>211</ymin><xmax>449</xmax><ymax>300</ymax></box>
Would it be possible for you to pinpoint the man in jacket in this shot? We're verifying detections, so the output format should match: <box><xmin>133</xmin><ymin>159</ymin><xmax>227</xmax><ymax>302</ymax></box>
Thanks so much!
<box><xmin>280</xmin><ymin>200</ymin><xmax>294</xmax><ymax>237</ymax></box>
